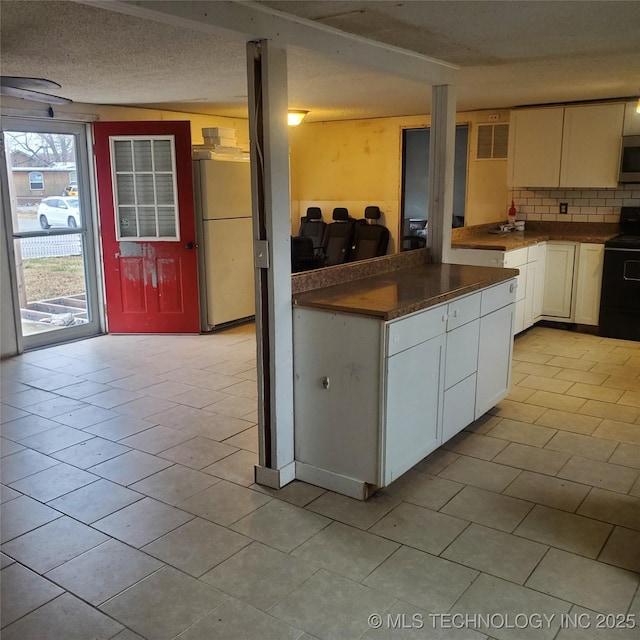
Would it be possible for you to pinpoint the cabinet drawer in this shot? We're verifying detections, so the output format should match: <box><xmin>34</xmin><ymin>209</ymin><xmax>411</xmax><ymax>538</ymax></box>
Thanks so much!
<box><xmin>387</xmin><ymin>305</ymin><xmax>447</xmax><ymax>357</ymax></box>
<box><xmin>447</xmin><ymin>293</ymin><xmax>481</xmax><ymax>331</ymax></box>
<box><xmin>480</xmin><ymin>279</ymin><xmax>518</xmax><ymax>316</ymax></box>
<box><xmin>504</xmin><ymin>247</ymin><xmax>529</xmax><ymax>268</ymax></box>
<box><xmin>527</xmin><ymin>242</ymin><xmax>545</xmax><ymax>263</ymax></box>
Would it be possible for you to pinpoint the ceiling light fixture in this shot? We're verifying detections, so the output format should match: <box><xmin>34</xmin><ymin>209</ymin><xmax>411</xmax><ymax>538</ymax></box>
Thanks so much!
<box><xmin>288</xmin><ymin>110</ymin><xmax>308</xmax><ymax>126</ymax></box>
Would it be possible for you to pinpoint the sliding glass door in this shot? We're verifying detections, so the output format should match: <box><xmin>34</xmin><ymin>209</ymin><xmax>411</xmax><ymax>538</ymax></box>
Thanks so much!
<box><xmin>1</xmin><ymin>117</ymin><xmax>102</xmax><ymax>349</ymax></box>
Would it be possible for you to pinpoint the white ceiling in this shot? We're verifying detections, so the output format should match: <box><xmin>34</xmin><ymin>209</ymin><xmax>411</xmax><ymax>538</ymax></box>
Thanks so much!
<box><xmin>1</xmin><ymin>0</ymin><xmax>639</xmax><ymax>121</ymax></box>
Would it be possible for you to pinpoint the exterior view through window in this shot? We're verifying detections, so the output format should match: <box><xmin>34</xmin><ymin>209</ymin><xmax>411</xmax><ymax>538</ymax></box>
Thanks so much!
<box><xmin>401</xmin><ymin>125</ymin><xmax>469</xmax><ymax>250</ymax></box>
<box><xmin>1</xmin><ymin>119</ymin><xmax>100</xmax><ymax>349</ymax></box>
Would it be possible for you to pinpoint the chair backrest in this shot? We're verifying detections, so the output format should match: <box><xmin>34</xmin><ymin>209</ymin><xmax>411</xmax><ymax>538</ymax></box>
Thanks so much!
<box><xmin>298</xmin><ymin>207</ymin><xmax>326</xmax><ymax>250</ymax></box>
<box><xmin>322</xmin><ymin>207</ymin><xmax>356</xmax><ymax>265</ymax></box>
<box><xmin>349</xmin><ymin>206</ymin><xmax>390</xmax><ymax>261</ymax></box>
<box><xmin>402</xmin><ymin>235</ymin><xmax>427</xmax><ymax>251</ymax></box>
<box><xmin>291</xmin><ymin>236</ymin><xmax>317</xmax><ymax>272</ymax></box>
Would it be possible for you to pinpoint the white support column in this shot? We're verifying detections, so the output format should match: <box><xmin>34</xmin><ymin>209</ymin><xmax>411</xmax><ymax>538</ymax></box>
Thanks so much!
<box><xmin>427</xmin><ymin>84</ymin><xmax>456</xmax><ymax>264</ymax></box>
<box><xmin>247</xmin><ymin>40</ymin><xmax>296</xmax><ymax>489</ymax></box>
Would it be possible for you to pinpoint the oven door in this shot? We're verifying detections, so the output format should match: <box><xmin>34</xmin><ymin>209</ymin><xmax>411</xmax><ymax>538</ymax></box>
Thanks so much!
<box><xmin>599</xmin><ymin>247</ymin><xmax>640</xmax><ymax>340</ymax></box>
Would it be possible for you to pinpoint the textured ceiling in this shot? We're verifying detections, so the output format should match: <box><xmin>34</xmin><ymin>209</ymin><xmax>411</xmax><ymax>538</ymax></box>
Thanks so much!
<box><xmin>1</xmin><ymin>0</ymin><xmax>639</xmax><ymax>121</ymax></box>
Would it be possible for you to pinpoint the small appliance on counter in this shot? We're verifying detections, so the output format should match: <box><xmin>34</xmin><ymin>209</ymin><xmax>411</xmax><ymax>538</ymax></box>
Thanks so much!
<box><xmin>598</xmin><ymin>206</ymin><xmax>640</xmax><ymax>340</ymax></box>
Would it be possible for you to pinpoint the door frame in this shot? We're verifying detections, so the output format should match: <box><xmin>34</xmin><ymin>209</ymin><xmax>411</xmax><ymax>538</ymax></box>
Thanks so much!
<box><xmin>1</xmin><ymin>116</ymin><xmax>105</xmax><ymax>351</ymax></box>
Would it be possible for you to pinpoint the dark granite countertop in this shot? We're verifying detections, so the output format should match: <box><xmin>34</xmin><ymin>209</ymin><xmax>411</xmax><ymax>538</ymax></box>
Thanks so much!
<box><xmin>451</xmin><ymin>221</ymin><xmax>619</xmax><ymax>251</ymax></box>
<box><xmin>293</xmin><ymin>263</ymin><xmax>518</xmax><ymax>320</ymax></box>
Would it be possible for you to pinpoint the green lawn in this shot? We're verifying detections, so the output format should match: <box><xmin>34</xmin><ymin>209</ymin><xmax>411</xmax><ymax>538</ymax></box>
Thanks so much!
<box><xmin>22</xmin><ymin>256</ymin><xmax>86</xmax><ymax>302</ymax></box>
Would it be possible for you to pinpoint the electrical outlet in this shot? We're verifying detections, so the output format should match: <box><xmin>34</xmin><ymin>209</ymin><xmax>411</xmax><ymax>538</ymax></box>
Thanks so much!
<box><xmin>559</xmin><ymin>202</ymin><xmax>569</xmax><ymax>214</ymax></box>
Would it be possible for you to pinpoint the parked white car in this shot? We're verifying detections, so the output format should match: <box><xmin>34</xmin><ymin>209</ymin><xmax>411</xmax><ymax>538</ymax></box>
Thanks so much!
<box><xmin>37</xmin><ymin>197</ymin><xmax>81</xmax><ymax>229</ymax></box>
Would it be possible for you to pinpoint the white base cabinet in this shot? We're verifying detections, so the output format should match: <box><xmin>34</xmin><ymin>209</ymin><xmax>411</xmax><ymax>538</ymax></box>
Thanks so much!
<box><xmin>385</xmin><ymin>334</ymin><xmax>444</xmax><ymax>485</ymax></box>
<box><xmin>542</xmin><ymin>243</ymin><xmax>576</xmax><ymax>319</ymax></box>
<box><xmin>293</xmin><ymin>279</ymin><xmax>516</xmax><ymax>499</ymax></box>
<box><xmin>541</xmin><ymin>241</ymin><xmax>604</xmax><ymax>326</ymax></box>
<box><xmin>448</xmin><ymin>245</ymin><xmax>545</xmax><ymax>334</ymax></box>
<box><xmin>575</xmin><ymin>244</ymin><xmax>605</xmax><ymax>325</ymax></box>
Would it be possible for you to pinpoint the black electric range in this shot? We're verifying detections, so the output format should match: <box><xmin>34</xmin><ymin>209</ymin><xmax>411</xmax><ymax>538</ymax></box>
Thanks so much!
<box><xmin>599</xmin><ymin>207</ymin><xmax>640</xmax><ymax>340</ymax></box>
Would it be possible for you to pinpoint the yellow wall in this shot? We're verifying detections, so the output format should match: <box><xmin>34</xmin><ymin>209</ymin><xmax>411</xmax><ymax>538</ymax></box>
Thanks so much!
<box><xmin>1</xmin><ymin>98</ymin><xmax>249</xmax><ymax>146</ymax></box>
<box><xmin>289</xmin><ymin>109</ymin><xmax>511</xmax><ymax>252</ymax></box>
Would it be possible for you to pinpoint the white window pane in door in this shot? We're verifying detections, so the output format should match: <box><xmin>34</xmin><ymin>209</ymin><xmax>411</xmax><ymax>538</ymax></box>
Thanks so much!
<box><xmin>153</xmin><ymin>139</ymin><xmax>173</xmax><ymax>171</ymax></box>
<box><xmin>116</xmin><ymin>174</ymin><xmax>135</xmax><ymax>204</ymax></box>
<box><xmin>113</xmin><ymin>140</ymin><xmax>133</xmax><ymax>171</ymax></box>
<box><xmin>138</xmin><ymin>207</ymin><xmax>157</xmax><ymax>236</ymax></box>
<box><xmin>111</xmin><ymin>135</ymin><xmax>179</xmax><ymax>240</ymax></box>
<box><xmin>135</xmin><ymin>175</ymin><xmax>156</xmax><ymax>205</ymax></box>
<box><xmin>118</xmin><ymin>206</ymin><xmax>138</xmax><ymax>237</ymax></box>
<box><xmin>155</xmin><ymin>175</ymin><xmax>174</xmax><ymax>204</ymax></box>
<box><xmin>157</xmin><ymin>207</ymin><xmax>177</xmax><ymax>236</ymax></box>
<box><xmin>133</xmin><ymin>139</ymin><xmax>153</xmax><ymax>171</ymax></box>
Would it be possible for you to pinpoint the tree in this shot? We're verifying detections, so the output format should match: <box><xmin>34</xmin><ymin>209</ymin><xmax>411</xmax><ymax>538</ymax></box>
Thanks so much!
<box><xmin>4</xmin><ymin>131</ymin><xmax>75</xmax><ymax>167</ymax></box>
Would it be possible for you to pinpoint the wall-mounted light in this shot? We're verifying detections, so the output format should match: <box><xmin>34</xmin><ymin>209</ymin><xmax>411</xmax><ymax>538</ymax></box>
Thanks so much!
<box><xmin>636</xmin><ymin>97</ymin><xmax>640</xmax><ymax>113</ymax></box>
<box><xmin>288</xmin><ymin>110</ymin><xmax>309</xmax><ymax>126</ymax></box>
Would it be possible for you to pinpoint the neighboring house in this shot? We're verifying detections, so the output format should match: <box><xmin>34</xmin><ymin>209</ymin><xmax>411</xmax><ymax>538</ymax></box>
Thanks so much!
<box><xmin>11</xmin><ymin>165</ymin><xmax>77</xmax><ymax>205</ymax></box>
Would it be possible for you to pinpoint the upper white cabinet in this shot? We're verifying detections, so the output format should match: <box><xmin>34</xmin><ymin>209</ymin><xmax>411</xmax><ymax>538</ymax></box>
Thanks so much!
<box><xmin>560</xmin><ymin>104</ymin><xmax>625</xmax><ymax>187</ymax></box>
<box><xmin>508</xmin><ymin>103</ymin><xmax>625</xmax><ymax>187</ymax></box>
<box><xmin>509</xmin><ymin>108</ymin><xmax>564</xmax><ymax>188</ymax></box>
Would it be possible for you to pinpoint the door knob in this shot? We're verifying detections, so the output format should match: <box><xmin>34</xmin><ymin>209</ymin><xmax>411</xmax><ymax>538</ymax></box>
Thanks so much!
<box><xmin>185</xmin><ymin>242</ymin><xmax>196</xmax><ymax>250</ymax></box>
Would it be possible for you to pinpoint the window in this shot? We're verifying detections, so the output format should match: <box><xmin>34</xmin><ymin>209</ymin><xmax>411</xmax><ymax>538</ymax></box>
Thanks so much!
<box><xmin>68</xmin><ymin>170</ymin><xmax>77</xmax><ymax>184</ymax></box>
<box><xmin>28</xmin><ymin>171</ymin><xmax>44</xmax><ymax>190</ymax></box>
<box><xmin>110</xmin><ymin>136</ymin><xmax>179</xmax><ymax>240</ymax></box>
<box><xmin>401</xmin><ymin>125</ymin><xmax>469</xmax><ymax>248</ymax></box>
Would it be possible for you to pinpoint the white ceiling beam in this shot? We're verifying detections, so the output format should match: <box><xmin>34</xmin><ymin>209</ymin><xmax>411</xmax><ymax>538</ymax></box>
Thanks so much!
<box><xmin>76</xmin><ymin>0</ymin><xmax>458</xmax><ymax>85</ymax></box>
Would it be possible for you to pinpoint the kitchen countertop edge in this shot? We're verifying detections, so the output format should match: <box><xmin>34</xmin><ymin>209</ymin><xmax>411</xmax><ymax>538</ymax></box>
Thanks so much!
<box><xmin>293</xmin><ymin>263</ymin><xmax>519</xmax><ymax>321</ymax></box>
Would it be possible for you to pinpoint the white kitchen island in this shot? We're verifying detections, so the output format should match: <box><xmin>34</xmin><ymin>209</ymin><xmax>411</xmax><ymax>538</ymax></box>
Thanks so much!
<box><xmin>292</xmin><ymin>262</ymin><xmax>518</xmax><ymax>499</ymax></box>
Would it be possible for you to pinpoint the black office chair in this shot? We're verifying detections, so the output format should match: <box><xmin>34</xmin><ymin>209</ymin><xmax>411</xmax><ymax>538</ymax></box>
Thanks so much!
<box><xmin>298</xmin><ymin>207</ymin><xmax>326</xmax><ymax>252</ymax></box>
<box><xmin>291</xmin><ymin>236</ymin><xmax>324</xmax><ymax>272</ymax></box>
<box><xmin>349</xmin><ymin>206</ymin><xmax>390</xmax><ymax>261</ymax></box>
<box><xmin>321</xmin><ymin>207</ymin><xmax>358</xmax><ymax>266</ymax></box>
<box><xmin>402</xmin><ymin>235</ymin><xmax>427</xmax><ymax>251</ymax></box>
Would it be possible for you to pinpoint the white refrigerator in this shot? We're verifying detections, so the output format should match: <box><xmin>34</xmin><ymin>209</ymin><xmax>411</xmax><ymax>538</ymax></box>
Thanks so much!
<box><xmin>193</xmin><ymin>156</ymin><xmax>255</xmax><ymax>331</ymax></box>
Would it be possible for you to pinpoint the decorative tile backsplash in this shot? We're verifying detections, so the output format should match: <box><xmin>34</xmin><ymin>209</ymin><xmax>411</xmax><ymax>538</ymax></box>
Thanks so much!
<box><xmin>509</xmin><ymin>184</ymin><xmax>640</xmax><ymax>223</ymax></box>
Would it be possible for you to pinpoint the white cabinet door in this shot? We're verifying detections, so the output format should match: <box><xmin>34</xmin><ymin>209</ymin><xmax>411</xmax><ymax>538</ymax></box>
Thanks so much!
<box><xmin>560</xmin><ymin>104</ymin><xmax>625</xmax><ymax>188</ymax></box>
<box><xmin>443</xmin><ymin>374</ymin><xmax>477</xmax><ymax>443</ymax></box>
<box><xmin>542</xmin><ymin>243</ymin><xmax>576</xmax><ymax>319</ymax></box>
<box><xmin>476</xmin><ymin>303</ymin><xmax>515</xmax><ymax>419</ymax></box>
<box><xmin>532</xmin><ymin>242</ymin><xmax>547</xmax><ymax>321</ymax></box>
<box><xmin>384</xmin><ymin>334</ymin><xmax>444</xmax><ymax>485</ymax></box>
<box><xmin>508</xmin><ymin>108</ymin><xmax>564</xmax><ymax>187</ymax></box>
<box><xmin>524</xmin><ymin>261</ymin><xmax>537</xmax><ymax>329</ymax></box>
<box><xmin>575</xmin><ymin>243</ymin><xmax>605</xmax><ymax>325</ymax></box>
<box><xmin>293</xmin><ymin>309</ymin><xmax>382</xmax><ymax>484</ymax></box>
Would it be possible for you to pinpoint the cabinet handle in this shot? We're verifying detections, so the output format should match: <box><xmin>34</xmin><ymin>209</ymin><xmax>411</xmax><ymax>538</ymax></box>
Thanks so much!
<box><xmin>452</xmin><ymin>309</ymin><xmax>458</xmax><ymax>318</ymax></box>
<box><xmin>322</xmin><ymin>377</ymin><xmax>330</xmax><ymax>390</ymax></box>
<box><xmin>510</xmin><ymin>282</ymin><xmax>517</xmax><ymax>293</ymax></box>
<box><xmin>441</xmin><ymin>313</ymin><xmax>448</xmax><ymax>322</ymax></box>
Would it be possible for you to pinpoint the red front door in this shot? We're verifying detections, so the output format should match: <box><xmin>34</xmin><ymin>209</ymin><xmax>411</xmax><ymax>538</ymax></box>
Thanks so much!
<box><xmin>94</xmin><ymin>121</ymin><xmax>199</xmax><ymax>333</ymax></box>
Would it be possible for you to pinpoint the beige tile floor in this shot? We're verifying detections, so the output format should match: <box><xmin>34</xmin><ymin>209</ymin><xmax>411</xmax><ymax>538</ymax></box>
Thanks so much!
<box><xmin>1</xmin><ymin>324</ymin><xmax>639</xmax><ymax>640</ymax></box>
